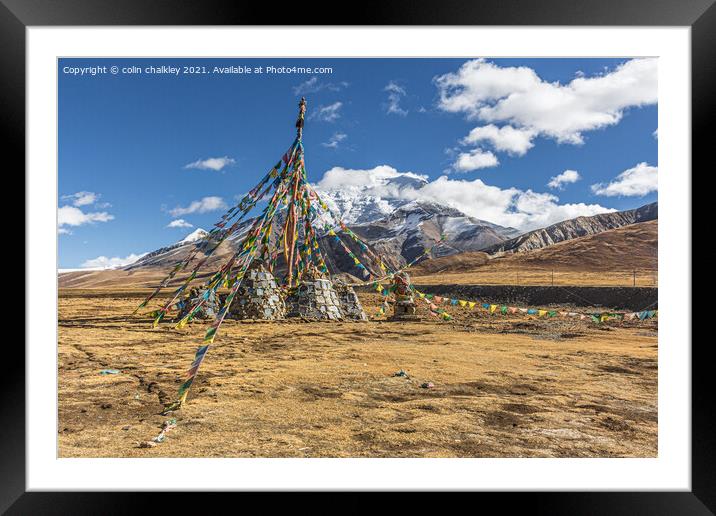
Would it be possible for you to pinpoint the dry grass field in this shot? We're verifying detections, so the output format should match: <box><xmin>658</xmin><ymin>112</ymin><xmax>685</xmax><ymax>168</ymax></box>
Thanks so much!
<box><xmin>58</xmin><ymin>290</ymin><xmax>657</xmax><ymax>458</ymax></box>
<box><xmin>410</xmin><ymin>267</ymin><xmax>657</xmax><ymax>287</ymax></box>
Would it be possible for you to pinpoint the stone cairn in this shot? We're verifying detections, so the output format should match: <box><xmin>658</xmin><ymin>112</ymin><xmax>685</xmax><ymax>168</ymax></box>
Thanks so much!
<box><xmin>226</xmin><ymin>263</ymin><xmax>285</xmax><ymax>320</ymax></box>
<box><xmin>177</xmin><ymin>287</ymin><xmax>220</xmax><ymax>320</ymax></box>
<box><xmin>285</xmin><ymin>266</ymin><xmax>343</xmax><ymax>320</ymax></box>
<box><xmin>389</xmin><ymin>271</ymin><xmax>420</xmax><ymax>321</ymax></box>
<box><xmin>333</xmin><ymin>280</ymin><xmax>368</xmax><ymax>321</ymax></box>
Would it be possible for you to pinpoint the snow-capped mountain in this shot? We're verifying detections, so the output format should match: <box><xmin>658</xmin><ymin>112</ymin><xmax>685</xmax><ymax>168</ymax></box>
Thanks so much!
<box><xmin>124</xmin><ymin>228</ymin><xmax>215</xmax><ymax>271</ymax></box>
<box><xmin>312</xmin><ymin>167</ymin><xmax>520</xmax><ymax>272</ymax></box>
<box><xmin>346</xmin><ymin>200</ymin><xmax>520</xmax><ymax>266</ymax></box>
<box><xmin>314</xmin><ymin>166</ymin><xmax>429</xmax><ymax>224</ymax></box>
<box><xmin>180</xmin><ymin>228</ymin><xmax>209</xmax><ymax>244</ymax></box>
<box><xmin>120</xmin><ymin>169</ymin><xmax>522</xmax><ymax>277</ymax></box>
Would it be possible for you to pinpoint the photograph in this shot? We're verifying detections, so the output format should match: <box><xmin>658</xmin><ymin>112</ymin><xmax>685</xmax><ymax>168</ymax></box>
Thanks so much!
<box><xmin>56</xmin><ymin>56</ymin><xmax>659</xmax><ymax>459</ymax></box>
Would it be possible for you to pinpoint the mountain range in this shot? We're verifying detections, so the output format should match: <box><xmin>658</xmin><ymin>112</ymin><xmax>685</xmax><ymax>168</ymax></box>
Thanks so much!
<box><xmin>483</xmin><ymin>202</ymin><xmax>657</xmax><ymax>255</ymax></box>
<box><xmin>58</xmin><ymin>171</ymin><xmax>658</xmax><ymax>288</ymax></box>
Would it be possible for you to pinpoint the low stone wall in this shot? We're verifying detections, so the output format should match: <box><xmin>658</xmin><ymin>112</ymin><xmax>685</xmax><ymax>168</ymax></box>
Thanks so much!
<box><xmin>357</xmin><ymin>284</ymin><xmax>657</xmax><ymax>311</ymax></box>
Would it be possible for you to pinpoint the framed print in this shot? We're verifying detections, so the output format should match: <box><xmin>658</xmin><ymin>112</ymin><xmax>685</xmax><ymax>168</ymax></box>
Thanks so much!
<box><xmin>4</xmin><ymin>0</ymin><xmax>710</xmax><ymax>511</ymax></box>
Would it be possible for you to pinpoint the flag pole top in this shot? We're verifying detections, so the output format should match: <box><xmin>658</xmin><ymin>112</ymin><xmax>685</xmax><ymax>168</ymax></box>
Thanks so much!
<box><xmin>296</xmin><ymin>97</ymin><xmax>306</xmax><ymax>140</ymax></box>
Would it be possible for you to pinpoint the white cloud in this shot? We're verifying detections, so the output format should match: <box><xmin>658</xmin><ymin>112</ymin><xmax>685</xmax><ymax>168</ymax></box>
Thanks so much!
<box><xmin>168</xmin><ymin>196</ymin><xmax>227</xmax><ymax>217</ymax></box>
<box><xmin>322</xmin><ymin>132</ymin><xmax>347</xmax><ymax>149</ymax></box>
<box><xmin>81</xmin><ymin>252</ymin><xmax>147</xmax><ymax>269</ymax></box>
<box><xmin>309</xmin><ymin>102</ymin><xmax>342</xmax><ymax>122</ymax></box>
<box><xmin>461</xmin><ymin>124</ymin><xmax>536</xmax><ymax>156</ymax></box>
<box><xmin>184</xmin><ymin>156</ymin><xmax>235</xmax><ymax>171</ymax></box>
<box><xmin>61</xmin><ymin>191</ymin><xmax>100</xmax><ymax>207</ymax></box>
<box><xmin>293</xmin><ymin>77</ymin><xmax>348</xmax><ymax>95</ymax></box>
<box><xmin>591</xmin><ymin>162</ymin><xmax>657</xmax><ymax>197</ymax></box>
<box><xmin>167</xmin><ymin>219</ymin><xmax>194</xmax><ymax>228</ymax></box>
<box><xmin>547</xmin><ymin>169</ymin><xmax>581</xmax><ymax>190</ymax></box>
<box><xmin>653</xmin><ymin>128</ymin><xmax>658</xmax><ymax>139</ymax></box>
<box><xmin>315</xmin><ymin>165</ymin><xmax>613</xmax><ymax>231</ymax></box>
<box><xmin>435</xmin><ymin>58</ymin><xmax>657</xmax><ymax>147</ymax></box>
<box><xmin>58</xmin><ymin>205</ymin><xmax>114</xmax><ymax>233</ymax></box>
<box><xmin>452</xmin><ymin>148</ymin><xmax>499</xmax><ymax>172</ymax></box>
<box><xmin>384</xmin><ymin>81</ymin><xmax>408</xmax><ymax>116</ymax></box>
<box><xmin>317</xmin><ymin>165</ymin><xmax>428</xmax><ymax>193</ymax></box>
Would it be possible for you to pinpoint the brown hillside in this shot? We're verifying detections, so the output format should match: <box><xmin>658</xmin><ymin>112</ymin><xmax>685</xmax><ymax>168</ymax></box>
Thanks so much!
<box><xmin>58</xmin><ymin>268</ymin><xmax>210</xmax><ymax>290</ymax></box>
<box><xmin>497</xmin><ymin>219</ymin><xmax>657</xmax><ymax>271</ymax></box>
<box><xmin>60</xmin><ymin>221</ymin><xmax>657</xmax><ymax>289</ymax></box>
<box><xmin>410</xmin><ymin>221</ymin><xmax>657</xmax><ymax>286</ymax></box>
<box><xmin>411</xmin><ymin>251</ymin><xmax>491</xmax><ymax>275</ymax></box>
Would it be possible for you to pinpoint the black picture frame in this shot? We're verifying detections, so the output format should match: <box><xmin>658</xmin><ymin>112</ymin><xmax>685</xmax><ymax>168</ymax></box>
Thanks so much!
<box><xmin>4</xmin><ymin>0</ymin><xmax>707</xmax><ymax>512</ymax></box>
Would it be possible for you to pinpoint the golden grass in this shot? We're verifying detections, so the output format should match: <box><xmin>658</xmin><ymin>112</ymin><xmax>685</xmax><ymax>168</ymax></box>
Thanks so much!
<box><xmin>411</xmin><ymin>266</ymin><xmax>658</xmax><ymax>287</ymax></box>
<box><xmin>58</xmin><ymin>290</ymin><xmax>657</xmax><ymax>458</ymax></box>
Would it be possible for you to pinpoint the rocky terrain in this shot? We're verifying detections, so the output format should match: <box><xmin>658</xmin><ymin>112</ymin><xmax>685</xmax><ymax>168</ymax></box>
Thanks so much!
<box><xmin>483</xmin><ymin>202</ymin><xmax>657</xmax><ymax>255</ymax></box>
<box><xmin>410</xmin><ymin>221</ymin><xmax>658</xmax><ymax>288</ymax></box>
<box><xmin>347</xmin><ymin>201</ymin><xmax>519</xmax><ymax>263</ymax></box>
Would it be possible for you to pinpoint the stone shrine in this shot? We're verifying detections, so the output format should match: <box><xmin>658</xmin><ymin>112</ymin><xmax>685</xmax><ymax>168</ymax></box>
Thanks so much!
<box><xmin>285</xmin><ymin>266</ymin><xmax>343</xmax><ymax>320</ymax></box>
<box><xmin>389</xmin><ymin>271</ymin><xmax>420</xmax><ymax>321</ymax></box>
<box><xmin>334</xmin><ymin>281</ymin><xmax>368</xmax><ymax>321</ymax></box>
<box><xmin>226</xmin><ymin>263</ymin><xmax>285</xmax><ymax>320</ymax></box>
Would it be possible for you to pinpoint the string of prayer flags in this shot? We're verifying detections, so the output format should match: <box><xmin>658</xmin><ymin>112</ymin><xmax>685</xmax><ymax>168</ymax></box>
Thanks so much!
<box><xmin>409</xmin><ymin>286</ymin><xmax>657</xmax><ymax>325</ymax></box>
<box><xmin>158</xmin><ymin>98</ymin><xmax>373</xmax><ymax>411</ymax></box>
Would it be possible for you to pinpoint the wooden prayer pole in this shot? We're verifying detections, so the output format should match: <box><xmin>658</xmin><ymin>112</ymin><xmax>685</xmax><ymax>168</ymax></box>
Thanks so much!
<box><xmin>285</xmin><ymin>98</ymin><xmax>307</xmax><ymax>287</ymax></box>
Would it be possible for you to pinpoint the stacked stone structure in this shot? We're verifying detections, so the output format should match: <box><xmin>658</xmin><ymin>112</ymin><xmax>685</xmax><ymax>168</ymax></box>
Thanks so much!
<box><xmin>334</xmin><ymin>281</ymin><xmax>368</xmax><ymax>321</ymax></box>
<box><xmin>226</xmin><ymin>264</ymin><xmax>285</xmax><ymax>320</ymax></box>
<box><xmin>285</xmin><ymin>266</ymin><xmax>344</xmax><ymax>320</ymax></box>
<box><xmin>177</xmin><ymin>287</ymin><xmax>221</xmax><ymax>320</ymax></box>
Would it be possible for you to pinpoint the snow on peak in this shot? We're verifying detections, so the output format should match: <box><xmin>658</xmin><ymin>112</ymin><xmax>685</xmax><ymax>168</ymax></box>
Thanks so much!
<box><xmin>314</xmin><ymin>165</ymin><xmax>430</xmax><ymax>224</ymax></box>
<box><xmin>180</xmin><ymin>228</ymin><xmax>209</xmax><ymax>244</ymax></box>
<box><xmin>316</xmin><ymin>165</ymin><xmax>428</xmax><ymax>193</ymax></box>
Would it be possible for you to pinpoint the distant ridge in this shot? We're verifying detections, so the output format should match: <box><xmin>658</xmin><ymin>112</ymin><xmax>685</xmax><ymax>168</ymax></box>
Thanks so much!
<box><xmin>409</xmin><ymin>220</ymin><xmax>657</xmax><ymax>286</ymax></box>
<box><xmin>484</xmin><ymin>202</ymin><xmax>657</xmax><ymax>255</ymax></box>
<box><xmin>58</xmin><ymin>201</ymin><xmax>658</xmax><ymax>289</ymax></box>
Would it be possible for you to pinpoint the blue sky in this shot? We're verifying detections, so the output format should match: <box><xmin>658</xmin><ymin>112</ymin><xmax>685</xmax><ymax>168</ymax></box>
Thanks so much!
<box><xmin>58</xmin><ymin>58</ymin><xmax>657</xmax><ymax>268</ymax></box>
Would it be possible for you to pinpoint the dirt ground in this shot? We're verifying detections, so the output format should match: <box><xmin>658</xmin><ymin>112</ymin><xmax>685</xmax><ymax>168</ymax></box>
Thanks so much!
<box><xmin>58</xmin><ymin>291</ymin><xmax>658</xmax><ymax>458</ymax></box>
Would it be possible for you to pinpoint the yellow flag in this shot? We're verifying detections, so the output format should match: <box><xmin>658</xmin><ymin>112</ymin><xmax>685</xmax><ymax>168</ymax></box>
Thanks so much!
<box><xmin>538</xmin><ymin>310</ymin><xmax>547</xmax><ymax>317</ymax></box>
<box><xmin>459</xmin><ymin>300</ymin><xmax>467</xmax><ymax>307</ymax></box>
<box><xmin>468</xmin><ymin>301</ymin><xmax>476</xmax><ymax>309</ymax></box>
<box><xmin>490</xmin><ymin>304</ymin><xmax>497</xmax><ymax>313</ymax></box>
